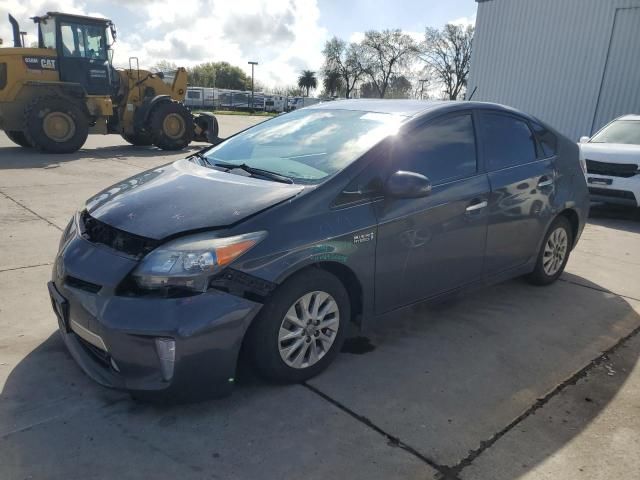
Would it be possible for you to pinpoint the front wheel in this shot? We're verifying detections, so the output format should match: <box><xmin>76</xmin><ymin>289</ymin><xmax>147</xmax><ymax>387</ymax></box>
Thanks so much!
<box><xmin>526</xmin><ymin>216</ymin><xmax>573</xmax><ymax>286</ymax></box>
<box><xmin>246</xmin><ymin>269</ymin><xmax>350</xmax><ymax>383</ymax></box>
<box><xmin>148</xmin><ymin>101</ymin><xmax>193</xmax><ymax>151</ymax></box>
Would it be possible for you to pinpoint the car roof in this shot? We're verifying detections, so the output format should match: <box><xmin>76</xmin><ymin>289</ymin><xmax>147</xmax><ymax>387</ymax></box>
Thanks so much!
<box><xmin>616</xmin><ymin>114</ymin><xmax>640</xmax><ymax>121</ymax></box>
<box><xmin>305</xmin><ymin>99</ymin><xmax>450</xmax><ymax>117</ymax></box>
<box><xmin>305</xmin><ymin>99</ymin><xmax>533</xmax><ymax>120</ymax></box>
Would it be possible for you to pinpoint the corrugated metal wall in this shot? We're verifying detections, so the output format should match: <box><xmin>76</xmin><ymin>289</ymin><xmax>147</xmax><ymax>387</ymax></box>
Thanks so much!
<box><xmin>467</xmin><ymin>0</ymin><xmax>640</xmax><ymax>140</ymax></box>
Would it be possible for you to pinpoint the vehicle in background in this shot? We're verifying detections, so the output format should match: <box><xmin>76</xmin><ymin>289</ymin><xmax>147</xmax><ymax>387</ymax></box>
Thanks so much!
<box><xmin>579</xmin><ymin>114</ymin><xmax>640</xmax><ymax>207</ymax></box>
<box><xmin>218</xmin><ymin>90</ymin><xmax>265</xmax><ymax>111</ymax></box>
<box><xmin>184</xmin><ymin>87</ymin><xmax>216</xmax><ymax>109</ymax></box>
<box><xmin>48</xmin><ymin>100</ymin><xmax>589</xmax><ymax>401</ymax></box>
<box><xmin>288</xmin><ymin>97</ymin><xmax>322</xmax><ymax>111</ymax></box>
<box><xmin>265</xmin><ymin>95</ymin><xmax>287</xmax><ymax>113</ymax></box>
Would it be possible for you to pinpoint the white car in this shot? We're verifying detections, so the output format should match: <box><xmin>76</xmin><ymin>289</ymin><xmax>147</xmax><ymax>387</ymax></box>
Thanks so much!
<box><xmin>579</xmin><ymin>115</ymin><xmax>640</xmax><ymax>207</ymax></box>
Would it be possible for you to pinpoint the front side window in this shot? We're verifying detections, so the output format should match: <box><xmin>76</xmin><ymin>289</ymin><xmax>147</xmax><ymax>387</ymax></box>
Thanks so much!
<box><xmin>203</xmin><ymin>109</ymin><xmax>405</xmax><ymax>184</ymax></box>
<box><xmin>479</xmin><ymin>112</ymin><xmax>538</xmax><ymax>171</ymax></box>
<box><xmin>60</xmin><ymin>22</ymin><xmax>107</xmax><ymax>60</ymax></box>
<box><xmin>395</xmin><ymin>114</ymin><xmax>477</xmax><ymax>185</ymax></box>
<box><xmin>590</xmin><ymin>120</ymin><xmax>640</xmax><ymax>145</ymax></box>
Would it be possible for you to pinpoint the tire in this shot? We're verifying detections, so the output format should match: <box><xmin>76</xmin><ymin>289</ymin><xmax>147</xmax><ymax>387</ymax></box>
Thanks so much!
<box><xmin>121</xmin><ymin>131</ymin><xmax>153</xmax><ymax>146</ymax></box>
<box><xmin>23</xmin><ymin>96</ymin><xmax>89</xmax><ymax>154</ymax></box>
<box><xmin>526</xmin><ymin>216</ymin><xmax>573</xmax><ymax>286</ymax></box>
<box><xmin>148</xmin><ymin>101</ymin><xmax>193</xmax><ymax>150</ymax></box>
<box><xmin>6</xmin><ymin>130</ymin><xmax>32</xmax><ymax>148</ymax></box>
<box><xmin>246</xmin><ymin>269</ymin><xmax>350</xmax><ymax>383</ymax></box>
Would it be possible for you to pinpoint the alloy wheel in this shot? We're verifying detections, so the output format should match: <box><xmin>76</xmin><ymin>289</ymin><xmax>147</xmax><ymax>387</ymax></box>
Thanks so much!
<box><xmin>278</xmin><ymin>291</ymin><xmax>340</xmax><ymax>369</ymax></box>
<box><xmin>543</xmin><ymin>227</ymin><xmax>568</xmax><ymax>276</ymax></box>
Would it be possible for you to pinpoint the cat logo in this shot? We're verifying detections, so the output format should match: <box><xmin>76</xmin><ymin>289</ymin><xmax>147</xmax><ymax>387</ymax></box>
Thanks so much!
<box><xmin>23</xmin><ymin>56</ymin><xmax>57</xmax><ymax>71</ymax></box>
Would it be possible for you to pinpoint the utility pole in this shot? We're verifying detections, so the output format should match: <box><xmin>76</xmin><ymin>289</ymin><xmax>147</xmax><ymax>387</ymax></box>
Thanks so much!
<box><xmin>248</xmin><ymin>61</ymin><xmax>258</xmax><ymax>112</ymax></box>
<box><xmin>419</xmin><ymin>79</ymin><xmax>429</xmax><ymax>100</ymax></box>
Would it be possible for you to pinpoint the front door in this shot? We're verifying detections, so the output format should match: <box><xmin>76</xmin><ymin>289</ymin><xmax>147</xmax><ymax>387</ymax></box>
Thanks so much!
<box><xmin>374</xmin><ymin>112</ymin><xmax>490</xmax><ymax>314</ymax></box>
<box><xmin>57</xmin><ymin>20</ymin><xmax>112</xmax><ymax>95</ymax></box>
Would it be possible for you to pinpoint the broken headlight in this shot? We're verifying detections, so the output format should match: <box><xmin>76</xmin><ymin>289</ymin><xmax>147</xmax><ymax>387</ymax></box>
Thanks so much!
<box><xmin>131</xmin><ymin>231</ymin><xmax>266</xmax><ymax>293</ymax></box>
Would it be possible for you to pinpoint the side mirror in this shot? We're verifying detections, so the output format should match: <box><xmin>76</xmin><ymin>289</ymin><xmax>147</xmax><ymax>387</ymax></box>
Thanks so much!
<box><xmin>384</xmin><ymin>170</ymin><xmax>432</xmax><ymax>198</ymax></box>
<box><xmin>579</xmin><ymin>136</ymin><xmax>590</xmax><ymax>144</ymax></box>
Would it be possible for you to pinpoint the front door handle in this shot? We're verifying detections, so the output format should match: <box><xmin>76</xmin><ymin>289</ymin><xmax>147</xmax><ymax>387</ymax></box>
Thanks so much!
<box><xmin>538</xmin><ymin>176</ymin><xmax>554</xmax><ymax>188</ymax></box>
<box><xmin>466</xmin><ymin>200</ymin><xmax>488</xmax><ymax>212</ymax></box>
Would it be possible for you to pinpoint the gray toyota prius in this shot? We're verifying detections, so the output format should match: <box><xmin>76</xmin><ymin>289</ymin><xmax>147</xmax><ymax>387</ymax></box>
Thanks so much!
<box><xmin>48</xmin><ymin>100</ymin><xmax>589</xmax><ymax>400</ymax></box>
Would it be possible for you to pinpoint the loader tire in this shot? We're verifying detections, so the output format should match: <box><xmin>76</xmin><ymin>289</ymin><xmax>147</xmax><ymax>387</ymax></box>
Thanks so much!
<box><xmin>122</xmin><ymin>131</ymin><xmax>153</xmax><ymax>146</ymax></box>
<box><xmin>5</xmin><ymin>131</ymin><xmax>32</xmax><ymax>148</ymax></box>
<box><xmin>149</xmin><ymin>102</ymin><xmax>193</xmax><ymax>151</ymax></box>
<box><xmin>24</xmin><ymin>97</ymin><xmax>88</xmax><ymax>154</ymax></box>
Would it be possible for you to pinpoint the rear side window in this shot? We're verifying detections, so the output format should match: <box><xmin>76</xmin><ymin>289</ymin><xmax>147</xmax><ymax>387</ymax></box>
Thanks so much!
<box><xmin>479</xmin><ymin>112</ymin><xmax>538</xmax><ymax>170</ymax></box>
<box><xmin>531</xmin><ymin>122</ymin><xmax>558</xmax><ymax>158</ymax></box>
<box><xmin>397</xmin><ymin>114</ymin><xmax>477</xmax><ymax>185</ymax></box>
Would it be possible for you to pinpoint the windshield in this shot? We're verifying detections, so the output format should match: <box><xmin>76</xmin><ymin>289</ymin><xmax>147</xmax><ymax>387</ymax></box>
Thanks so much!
<box><xmin>590</xmin><ymin>120</ymin><xmax>640</xmax><ymax>145</ymax></box>
<box><xmin>202</xmin><ymin>109</ymin><xmax>404</xmax><ymax>184</ymax></box>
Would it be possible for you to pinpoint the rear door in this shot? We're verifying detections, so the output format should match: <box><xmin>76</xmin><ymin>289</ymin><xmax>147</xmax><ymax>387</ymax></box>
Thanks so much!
<box><xmin>478</xmin><ymin>111</ymin><xmax>556</xmax><ymax>275</ymax></box>
<box><xmin>374</xmin><ymin>112</ymin><xmax>490</xmax><ymax>313</ymax></box>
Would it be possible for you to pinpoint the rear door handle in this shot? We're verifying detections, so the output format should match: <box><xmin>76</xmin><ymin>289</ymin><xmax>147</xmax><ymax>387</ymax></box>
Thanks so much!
<box><xmin>466</xmin><ymin>200</ymin><xmax>488</xmax><ymax>212</ymax></box>
<box><xmin>538</xmin><ymin>176</ymin><xmax>554</xmax><ymax>187</ymax></box>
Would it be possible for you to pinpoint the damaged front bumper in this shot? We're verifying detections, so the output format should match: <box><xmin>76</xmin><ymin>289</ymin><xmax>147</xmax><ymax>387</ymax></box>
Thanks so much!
<box><xmin>49</xmin><ymin>234</ymin><xmax>263</xmax><ymax>401</ymax></box>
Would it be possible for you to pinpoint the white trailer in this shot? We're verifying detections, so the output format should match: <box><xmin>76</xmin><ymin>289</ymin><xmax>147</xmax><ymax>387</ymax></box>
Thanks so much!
<box><xmin>184</xmin><ymin>87</ymin><xmax>204</xmax><ymax>108</ymax></box>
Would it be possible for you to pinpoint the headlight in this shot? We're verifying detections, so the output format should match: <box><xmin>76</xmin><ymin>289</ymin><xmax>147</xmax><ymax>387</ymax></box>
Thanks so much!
<box><xmin>131</xmin><ymin>231</ymin><xmax>266</xmax><ymax>292</ymax></box>
<box><xmin>58</xmin><ymin>213</ymin><xmax>79</xmax><ymax>251</ymax></box>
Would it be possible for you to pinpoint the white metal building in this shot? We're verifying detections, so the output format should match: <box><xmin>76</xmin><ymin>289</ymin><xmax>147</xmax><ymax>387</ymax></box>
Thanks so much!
<box><xmin>467</xmin><ymin>0</ymin><xmax>640</xmax><ymax>140</ymax></box>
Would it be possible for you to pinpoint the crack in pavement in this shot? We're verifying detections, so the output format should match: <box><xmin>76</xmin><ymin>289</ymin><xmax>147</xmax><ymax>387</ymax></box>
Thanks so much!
<box><xmin>448</xmin><ymin>322</ymin><xmax>640</xmax><ymax>477</ymax></box>
<box><xmin>302</xmin><ymin>382</ymin><xmax>461</xmax><ymax>480</ymax></box>
<box><xmin>0</xmin><ymin>190</ymin><xmax>63</xmax><ymax>231</ymax></box>
<box><xmin>0</xmin><ymin>263</ymin><xmax>53</xmax><ymax>274</ymax></box>
<box><xmin>559</xmin><ymin>277</ymin><xmax>640</xmax><ymax>302</ymax></box>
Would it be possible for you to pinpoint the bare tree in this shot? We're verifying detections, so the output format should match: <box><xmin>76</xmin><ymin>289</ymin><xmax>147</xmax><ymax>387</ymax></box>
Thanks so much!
<box><xmin>421</xmin><ymin>24</ymin><xmax>474</xmax><ymax>100</ymax></box>
<box><xmin>360</xmin><ymin>29</ymin><xmax>419</xmax><ymax>99</ymax></box>
<box><xmin>322</xmin><ymin>37</ymin><xmax>365</xmax><ymax>99</ymax></box>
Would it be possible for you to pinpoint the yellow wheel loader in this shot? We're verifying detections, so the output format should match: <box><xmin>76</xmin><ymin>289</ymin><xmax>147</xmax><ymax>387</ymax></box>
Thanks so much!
<box><xmin>0</xmin><ymin>12</ymin><xmax>218</xmax><ymax>153</ymax></box>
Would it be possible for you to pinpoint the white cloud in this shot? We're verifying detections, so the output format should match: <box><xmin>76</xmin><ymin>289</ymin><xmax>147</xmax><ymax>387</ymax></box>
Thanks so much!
<box><xmin>1</xmin><ymin>0</ymin><xmax>328</xmax><ymax>88</ymax></box>
<box><xmin>448</xmin><ymin>15</ymin><xmax>476</xmax><ymax>28</ymax></box>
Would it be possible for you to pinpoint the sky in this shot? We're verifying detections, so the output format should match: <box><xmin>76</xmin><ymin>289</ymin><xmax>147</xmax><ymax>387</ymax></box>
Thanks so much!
<box><xmin>0</xmin><ymin>0</ymin><xmax>477</xmax><ymax>89</ymax></box>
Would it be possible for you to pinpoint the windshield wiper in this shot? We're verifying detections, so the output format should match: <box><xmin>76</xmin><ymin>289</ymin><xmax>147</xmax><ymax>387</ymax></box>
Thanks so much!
<box><xmin>211</xmin><ymin>161</ymin><xmax>294</xmax><ymax>184</ymax></box>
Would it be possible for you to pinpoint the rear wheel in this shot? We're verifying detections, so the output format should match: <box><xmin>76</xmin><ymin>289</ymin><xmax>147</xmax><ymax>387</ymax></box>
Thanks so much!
<box><xmin>526</xmin><ymin>216</ymin><xmax>573</xmax><ymax>286</ymax></box>
<box><xmin>23</xmin><ymin>97</ymin><xmax>88</xmax><ymax>154</ymax></box>
<box><xmin>246</xmin><ymin>269</ymin><xmax>350</xmax><ymax>383</ymax></box>
<box><xmin>148</xmin><ymin>102</ymin><xmax>193</xmax><ymax>150</ymax></box>
<box><xmin>5</xmin><ymin>130</ymin><xmax>32</xmax><ymax>148</ymax></box>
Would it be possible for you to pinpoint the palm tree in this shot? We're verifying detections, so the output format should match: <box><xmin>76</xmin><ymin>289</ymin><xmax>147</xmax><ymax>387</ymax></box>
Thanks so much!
<box><xmin>298</xmin><ymin>70</ymin><xmax>318</xmax><ymax>97</ymax></box>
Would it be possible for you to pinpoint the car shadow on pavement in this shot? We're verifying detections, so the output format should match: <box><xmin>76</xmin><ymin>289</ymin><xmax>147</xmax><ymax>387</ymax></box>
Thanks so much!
<box><xmin>1</xmin><ymin>275</ymin><xmax>638</xmax><ymax>479</ymax></box>
<box><xmin>0</xmin><ymin>143</ymin><xmax>208</xmax><ymax>170</ymax></box>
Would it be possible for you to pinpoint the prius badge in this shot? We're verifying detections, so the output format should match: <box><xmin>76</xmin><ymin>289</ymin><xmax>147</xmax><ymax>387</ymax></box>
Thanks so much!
<box><xmin>353</xmin><ymin>231</ymin><xmax>375</xmax><ymax>244</ymax></box>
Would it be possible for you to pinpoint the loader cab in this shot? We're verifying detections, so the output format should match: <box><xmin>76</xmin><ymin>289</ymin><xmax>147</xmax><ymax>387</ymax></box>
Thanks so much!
<box><xmin>33</xmin><ymin>12</ymin><xmax>117</xmax><ymax>96</ymax></box>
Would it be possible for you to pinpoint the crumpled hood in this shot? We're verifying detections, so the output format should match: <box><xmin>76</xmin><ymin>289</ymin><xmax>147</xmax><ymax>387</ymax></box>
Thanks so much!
<box><xmin>85</xmin><ymin>158</ymin><xmax>304</xmax><ymax>240</ymax></box>
<box><xmin>579</xmin><ymin>143</ymin><xmax>640</xmax><ymax>165</ymax></box>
